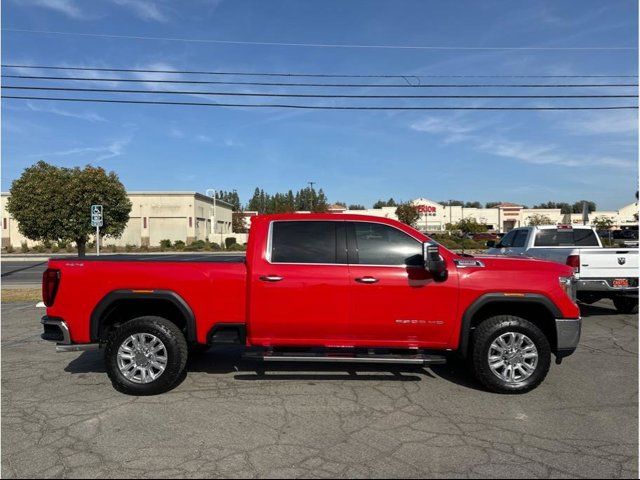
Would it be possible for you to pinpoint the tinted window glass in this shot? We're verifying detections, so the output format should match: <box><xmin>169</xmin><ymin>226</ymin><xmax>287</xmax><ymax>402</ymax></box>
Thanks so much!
<box><xmin>534</xmin><ymin>229</ymin><xmax>599</xmax><ymax>247</ymax></box>
<box><xmin>512</xmin><ymin>230</ymin><xmax>529</xmax><ymax>248</ymax></box>
<box><xmin>271</xmin><ymin>221</ymin><xmax>337</xmax><ymax>263</ymax></box>
<box><xmin>499</xmin><ymin>230</ymin><xmax>517</xmax><ymax>247</ymax></box>
<box><xmin>354</xmin><ymin>222</ymin><xmax>422</xmax><ymax>266</ymax></box>
<box><xmin>573</xmin><ymin>229</ymin><xmax>600</xmax><ymax>246</ymax></box>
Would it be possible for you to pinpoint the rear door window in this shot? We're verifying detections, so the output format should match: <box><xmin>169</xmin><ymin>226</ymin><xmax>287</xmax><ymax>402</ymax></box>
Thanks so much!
<box><xmin>498</xmin><ymin>230</ymin><xmax>517</xmax><ymax>247</ymax></box>
<box><xmin>271</xmin><ymin>221</ymin><xmax>344</xmax><ymax>264</ymax></box>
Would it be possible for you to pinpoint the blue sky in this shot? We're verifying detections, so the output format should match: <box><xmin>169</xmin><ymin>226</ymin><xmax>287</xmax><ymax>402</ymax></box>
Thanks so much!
<box><xmin>2</xmin><ymin>0</ymin><xmax>638</xmax><ymax>210</ymax></box>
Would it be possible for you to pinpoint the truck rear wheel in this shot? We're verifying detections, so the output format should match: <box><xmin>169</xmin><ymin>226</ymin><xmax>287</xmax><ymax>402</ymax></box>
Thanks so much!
<box><xmin>613</xmin><ymin>297</ymin><xmax>638</xmax><ymax>314</ymax></box>
<box><xmin>471</xmin><ymin>315</ymin><xmax>551</xmax><ymax>394</ymax></box>
<box><xmin>105</xmin><ymin>316</ymin><xmax>188</xmax><ymax>396</ymax></box>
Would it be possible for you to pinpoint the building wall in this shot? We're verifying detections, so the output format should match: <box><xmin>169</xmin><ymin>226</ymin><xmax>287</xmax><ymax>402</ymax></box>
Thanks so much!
<box><xmin>343</xmin><ymin>199</ymin><xmax>638</xmax><ymax>233</ymax></box>
<box><xmin>1</xmin><ymin>191</ymin><xmax>234</xmax><ymax>248</ymax></box>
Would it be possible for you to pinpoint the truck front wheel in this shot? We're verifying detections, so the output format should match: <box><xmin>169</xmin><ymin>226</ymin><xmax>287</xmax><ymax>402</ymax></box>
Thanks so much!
<box><xmin>471</xmin><ymin>315</ymin><xmax>551</xmax><ymax>394</ymax></box>
<box><xmin>105</xmin><ymin>316</ymin><xmax>188</xmax><ymax>395</ymax></box>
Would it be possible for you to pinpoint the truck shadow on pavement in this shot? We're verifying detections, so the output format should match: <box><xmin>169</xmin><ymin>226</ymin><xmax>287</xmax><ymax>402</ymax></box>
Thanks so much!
<box><xmin>64</xmin><ymin>346</ymin><xmax>486</xmax><ymax>391</ymax></box>
<box><xmin>578</xmin><ymin>301</ymin><xmax>619</xmax><ymax>317</ymax></box>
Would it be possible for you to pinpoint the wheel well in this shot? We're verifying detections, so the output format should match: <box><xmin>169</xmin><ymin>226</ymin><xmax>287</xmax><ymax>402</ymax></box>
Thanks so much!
<box><xmin>96</xmin><ymin>298</ymin><xmax>189</xmax><ymax>342</ymax></box>
<box><xmin>467</xmin><ymin>301</ymin><xmax>557</xmax><ymax>353</ymax></box>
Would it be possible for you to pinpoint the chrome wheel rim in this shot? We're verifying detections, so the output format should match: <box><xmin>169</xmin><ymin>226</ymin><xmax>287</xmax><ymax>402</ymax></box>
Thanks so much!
<box><xmin>488</xmin><ymin>332</ymin><xmax>538</xmax><ymax>383</ymax></box>
<box><xmin>117</xmin><ymin>333</ymin><xmax>168</xmax><ymax>384</ymax></box>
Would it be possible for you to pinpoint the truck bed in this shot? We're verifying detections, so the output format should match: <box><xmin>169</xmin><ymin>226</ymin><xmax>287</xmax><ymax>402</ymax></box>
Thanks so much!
<box><xmin>53</xmin><ymin>254</ymin><xmax>246</xmax><ymax>263</ymax></box>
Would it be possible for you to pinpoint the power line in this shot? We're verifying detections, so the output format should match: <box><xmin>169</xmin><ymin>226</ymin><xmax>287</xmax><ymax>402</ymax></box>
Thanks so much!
<box><xmin>3</xmin><ymin>64</ymin><xmax>637</xmax><ymax>79</ymax></box>
<box><xmin>4</xmin><ymin>85</ymin><xmax>636</xmax><ymax>99</ymax></box>
<box><xmin>4</xmin><ymin>29</ymin><xmax>637</xmax><ymax>51</ymax></box>
<box><xmin>4</xmin><ymin>75</ymin><xmax>636</xmax><ymax>88</ymax></box>
<box><xmin>4</xmin><ymin>96</ymin><xmax>637</xmax><ymax>110</ymax></box>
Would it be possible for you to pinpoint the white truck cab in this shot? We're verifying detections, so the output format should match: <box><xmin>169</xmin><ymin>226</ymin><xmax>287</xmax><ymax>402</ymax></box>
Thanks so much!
<box><xmin>487</xmin><ymin>225</ymin><xmax>638</xmax><ymax>313</ymax></box>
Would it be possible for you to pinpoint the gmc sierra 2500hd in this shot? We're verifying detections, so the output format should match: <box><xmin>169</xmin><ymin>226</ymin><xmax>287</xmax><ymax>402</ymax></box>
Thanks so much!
<box><xmin>41</xmin><ymin>214</ymin><xmax>581</xmax><ymax>395</ymax></box>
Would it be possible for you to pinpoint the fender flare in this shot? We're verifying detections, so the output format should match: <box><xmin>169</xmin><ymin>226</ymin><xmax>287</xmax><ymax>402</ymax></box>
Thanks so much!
<box><xmin>458</xmin><ymin>293</ymin><xmax>562</xmax><ymax>358</ymax></box>
<box><xmin>90</xmin><ymin>289</ymin><xmax>196</xmax><ymax>343</ymax></box>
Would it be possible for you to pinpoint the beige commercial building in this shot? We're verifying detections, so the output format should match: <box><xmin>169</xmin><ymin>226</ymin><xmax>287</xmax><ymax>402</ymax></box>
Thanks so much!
<box><xmin>1</xmin><ymin>191</ymin><xmax>234</xmax><ymax>248</ymax></box>
<box><xmin>329</xmin><ymin>198</ymin><xmax>639</xmax><ymax>233</ymax></box>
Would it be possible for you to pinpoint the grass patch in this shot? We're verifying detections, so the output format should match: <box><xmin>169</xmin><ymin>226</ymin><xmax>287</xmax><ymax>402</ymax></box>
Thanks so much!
<box><xmin>2</xmin><ymin>288</ymin><xmax>41</xmax><ymax>303</ymax></box>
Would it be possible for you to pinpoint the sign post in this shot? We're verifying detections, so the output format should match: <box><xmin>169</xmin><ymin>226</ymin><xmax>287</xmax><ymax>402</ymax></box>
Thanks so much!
<box><xmin>91</xmin><ymin>205</ymin><xmax>103</xmax><ymax>256</ymax></box>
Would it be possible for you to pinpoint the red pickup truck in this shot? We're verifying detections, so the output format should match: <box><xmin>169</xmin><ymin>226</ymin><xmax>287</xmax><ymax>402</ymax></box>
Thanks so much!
<box><xmin>41</xmin><ymin>214</ymin><xmax>581</xmax><ymax>395</ymax></box>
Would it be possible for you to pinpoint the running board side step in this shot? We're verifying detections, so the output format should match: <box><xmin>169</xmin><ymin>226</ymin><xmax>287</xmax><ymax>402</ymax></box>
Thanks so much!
<box><xmin>244</xmin><ymin>352</ymin><xmax>447</xmax><ymax>366</ymax></box>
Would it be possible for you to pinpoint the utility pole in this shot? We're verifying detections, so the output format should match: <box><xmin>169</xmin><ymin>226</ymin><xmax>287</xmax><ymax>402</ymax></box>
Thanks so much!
<box><xmin>308</xmin><ymin>181</ymin><xmax>316</xmax><ymax>211</ymax></box>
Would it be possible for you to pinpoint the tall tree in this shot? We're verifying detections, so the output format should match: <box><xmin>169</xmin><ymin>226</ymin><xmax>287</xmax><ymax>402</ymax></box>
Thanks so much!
<box><xmin>7</xmin><ymin>161</ymin><xmax>131</xmax><ymax>256</ymax></box>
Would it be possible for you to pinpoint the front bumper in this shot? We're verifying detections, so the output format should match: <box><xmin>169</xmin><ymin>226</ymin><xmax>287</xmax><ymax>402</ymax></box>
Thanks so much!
<box><xmin>555</xmin><ymin>317</ymin><xmax>581</xmax><ymax>360</ymax></box>
<box><xmin>41</xmin><ymin>316</ymin><xmax>99</xmax><ymax>352</ymax></box>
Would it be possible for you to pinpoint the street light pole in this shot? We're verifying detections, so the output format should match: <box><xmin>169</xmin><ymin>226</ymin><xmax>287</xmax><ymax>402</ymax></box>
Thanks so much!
<box><xmin>206</xmin><ymin>189</ymin><xmax>216</xmax><ymax>236</ymax></box>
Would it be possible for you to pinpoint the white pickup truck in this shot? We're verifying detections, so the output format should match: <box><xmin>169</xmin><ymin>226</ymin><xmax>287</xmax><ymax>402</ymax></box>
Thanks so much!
<box><xmin>487</xmin><ymin>225</ymin><xmax>638</xmax><ymax>313</ymax></box>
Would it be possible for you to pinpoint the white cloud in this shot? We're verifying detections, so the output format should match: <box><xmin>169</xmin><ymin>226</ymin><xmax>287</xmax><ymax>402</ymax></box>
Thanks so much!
<box><xmin>33</xmin><ymin>137</ymin><xmax>131</xmax><ymax>162</ymax></box>
<box><xmin>26</xmin><ymin>101</ymin><xmax>107</xmax><ymax>122</ymax></box>
<box><xmin>411</xmin><ymin>114</ymin><xmax>635</xmax><ymax>170</ymax></box>
<box><xmin>109</xmin><ymin>0</ymin><xmax>168</xmax><ymax>22</ymax></box>
<box><xmin>556</xmin><ymin>110</ymin><xmax>639</xmax><ymax>136</ymax></box>
<box><xmin>14</xmin><ymin>0</ymin><xmax>87</xmax><ymax>19</ymax></box>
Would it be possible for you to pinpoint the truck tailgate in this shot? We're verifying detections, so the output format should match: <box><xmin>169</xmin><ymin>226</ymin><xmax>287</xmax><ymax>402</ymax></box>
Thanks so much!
<box><xmin>579</xmin><ymin>248</ymin><xmax>639</xmax><ymax>278</ymax></box>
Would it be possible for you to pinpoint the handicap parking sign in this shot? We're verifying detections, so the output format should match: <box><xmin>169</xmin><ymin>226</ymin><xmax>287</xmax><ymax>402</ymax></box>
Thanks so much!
<box><xmin>91</xmin><ymin>205</ymin><xmax>103</xmax><ymax>227</ymax></box>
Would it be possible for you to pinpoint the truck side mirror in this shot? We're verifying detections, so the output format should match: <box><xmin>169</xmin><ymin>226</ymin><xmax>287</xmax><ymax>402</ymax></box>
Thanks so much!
<box><xmin>423</xmin><ymin>243</ymin><xmax>447</xmax><ymax>281</ymax></box>
<box><xmin>486</xmin><ymin>240</ymin><xmax>496</xmax><ymax>248</ymax></box>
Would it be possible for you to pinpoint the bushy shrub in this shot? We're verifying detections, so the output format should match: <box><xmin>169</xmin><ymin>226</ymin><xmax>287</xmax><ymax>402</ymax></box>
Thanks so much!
<box><xmin>125</xmin><ymin>244</ymin><xmax>134</xmax><ymax>252</ymax></box>
<box><xmin>5</xmin><ymin>245</ymin><xmax>14</xmax><ymax>253</ymax></box>
<box><xmin>109</xmin><ymin>244</ymin><xmax>118</xmax><ymax>253</ymax></box>
<box><xmin>20</xmin><ymin>242</ymin><xmax>29</xmax><ymax>253</ymax></box>
<box><xmin>226</xmin><ymin>243</ymin><xmax>247</xmax><ymax>251</ymax></box>
<box><xmin>51</xmin><ymin>244</ymin><xmax>60</xmax><ymax>253</ymax></box>
<box><xmin>34</xmin><ymin>243</ymin><xmax>46</xmax><ymax>253</ymax></box>
<box><xmin>57</xmin><ymin>240</ymin><xmax>67</xmax><ymax>249</ymax></box>
<box><xmin>43</xmin><ymin>239</ymin><xmax>52</xmax><ymax>249</ymax></box>
<box><xmin>159</xmin><ymin>239</ymin><xmax>172</xmax><ymax>251</ymax></box>
<box><xmin>209</xmin><ymin>242</ymin><xmax>221</xmax><ymax>251</ymax></box>
<box><xmin>225</xmin><ymin>237</ymin><xmax>237</xmax><ymax>249</ymax></box>
<box><xmin>65</xmin><ymin>243</ymin><xmax>74</xmax><ymax>253</ymax></box>
<box><xmin>174</xmin><ymin>240</ymin><xmax>185</xmax><ymax>251</ymax></box>
<box><xmin>187</xmin><ymin>240</ymin><xmax>206</xmax><ymax>251</ymax></box>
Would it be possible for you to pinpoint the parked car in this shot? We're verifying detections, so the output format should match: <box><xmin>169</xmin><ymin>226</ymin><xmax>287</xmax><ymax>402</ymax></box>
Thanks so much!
<box><xmin>472</xmin><ymin>232</ymin><xmax>501</xmax><ymax>242</ymax></box>
<box><xmin>486</xmin><ymin>225</ymin><xmax>638</xmax><ymax>313</ymax></box>
<box><xmin>41</xmin><ymin>214</ymin><xmax>580</xmax><ymax>395</ymax></box>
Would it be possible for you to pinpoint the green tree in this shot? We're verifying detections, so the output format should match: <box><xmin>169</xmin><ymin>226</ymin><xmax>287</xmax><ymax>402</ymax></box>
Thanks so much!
<box><xmin>464</xmin><ymin>201</ymin><xmax>482</xmax><ymax>209</ymax></box>
<box><xmin>485</xmin><ymin>201</ymin><xmax>501</xmax><ymax>209</ymax></box>
<box><xmin>7</xmin><ymin>161</ymin><xmax>131</xmax><ymax>257</ymax></box>
<box><xmin>348</xmin><ymin>204</ymin><xmax>365</xmax><ymax>210</ymax></box>
<box><xmin>572</xmin><ymin>200</ymin><xmax>597</xmax><ymax>214</ymax></box>
<box><xmin>395</xmin><ymin>203</ymin><xmax>419</xmax><ymax>227</ymax></box>
<box><xmin>527</xmin><ymin>213</ymin><xmax>553</xmax><ymax>226</ymax></box>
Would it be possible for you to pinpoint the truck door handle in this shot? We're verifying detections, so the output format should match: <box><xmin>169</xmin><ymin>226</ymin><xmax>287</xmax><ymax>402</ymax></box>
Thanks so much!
<box><xmin>355</xmin><ymin>276</ymin><xmax>379</xmax><ymax>284</ymax></box>
<box><xmin>260</xmin><ymin>275</ymin><xmax>284</xmax><ymax>282</ymax></box>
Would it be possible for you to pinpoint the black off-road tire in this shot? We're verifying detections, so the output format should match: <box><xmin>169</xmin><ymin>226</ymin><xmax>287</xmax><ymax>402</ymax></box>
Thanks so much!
<box><xmin>471</xmin><ymin>315</ymin><xmax>551</xmax><ymax>394</ymax></box>
<box><xmin>105</xmin><ymin>316</ymin><xmax>188</xmax><ymax>396</ymax></box>
<box><xmin>613</xmin><ymin>297</ymin><xmax>638</xmax><ymax>314</ymax></box>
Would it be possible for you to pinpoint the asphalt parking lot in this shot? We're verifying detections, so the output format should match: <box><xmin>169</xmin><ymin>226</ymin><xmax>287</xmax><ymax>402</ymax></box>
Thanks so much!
<box><xmin>2</xmin><ymin>300</ymin><xmax>637</xmax><ymax>478</ymax></box>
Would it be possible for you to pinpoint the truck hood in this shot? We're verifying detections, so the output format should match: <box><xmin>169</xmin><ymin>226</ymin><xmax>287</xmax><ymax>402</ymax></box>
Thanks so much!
<box><xmin>469</xmin><ymin>254</ymin><xmax>574</xmax><ymax>276</ymax></box>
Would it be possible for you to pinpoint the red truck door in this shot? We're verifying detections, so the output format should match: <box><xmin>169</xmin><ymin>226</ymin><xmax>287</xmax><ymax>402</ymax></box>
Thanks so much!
<box><xmin>248</xmin><ymin>220</ymin><xmax>351</xmax><ymax>347</ymax></box>
<box><xmin>347</xmin><ymin>221</ymin><xmax>458</xmax><ymax>348</ymax></box>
